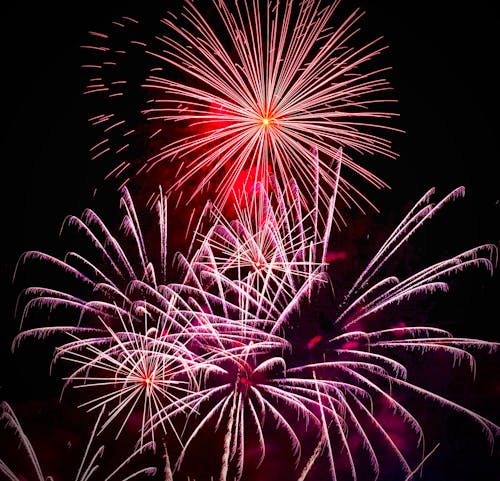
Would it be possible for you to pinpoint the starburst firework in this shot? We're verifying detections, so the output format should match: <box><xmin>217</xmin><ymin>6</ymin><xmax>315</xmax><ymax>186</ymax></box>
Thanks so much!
<box><xmin>83</xmin><ymin>0</ymin><xmax>398</xmax><ymax>214</ymax></box>
<box><xmin>56</xmin><ymin>314</ymin><xmax>201</xmax><ymax>447</ymax></box>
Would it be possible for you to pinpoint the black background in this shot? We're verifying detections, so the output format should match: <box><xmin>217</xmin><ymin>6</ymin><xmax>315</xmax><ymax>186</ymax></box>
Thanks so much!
<box><xmin>0</xmin><ymin>1</ymin><xmax>498</xmax><ymax>480</ymax></box>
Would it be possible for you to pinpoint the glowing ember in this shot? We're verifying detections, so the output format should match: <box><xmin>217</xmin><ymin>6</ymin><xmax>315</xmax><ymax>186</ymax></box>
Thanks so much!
<box><xmin>307</xmin><ymin>334</ymin><xmax>323</xmax><ymax>350</ymax></box>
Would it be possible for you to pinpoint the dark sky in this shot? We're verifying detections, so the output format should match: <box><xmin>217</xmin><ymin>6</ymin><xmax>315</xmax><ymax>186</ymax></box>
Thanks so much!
<box><xmin>0</xmin><ymin>1</ymin><xmax>498</xmax><ymax>480</ymax></box>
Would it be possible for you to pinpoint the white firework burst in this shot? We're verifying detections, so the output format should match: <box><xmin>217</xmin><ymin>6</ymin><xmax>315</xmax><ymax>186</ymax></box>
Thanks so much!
<box><xmin>185</xmin><ymin>168</ymin><xmax>340</xmax><ymax>333</ymax></box>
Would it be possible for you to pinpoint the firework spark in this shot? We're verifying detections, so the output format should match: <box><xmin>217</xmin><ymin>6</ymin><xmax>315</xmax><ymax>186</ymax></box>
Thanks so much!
<box><xmin>56</xmin><ymin>314</ymin><xmax>201</xmax><ymax>447</ymax></box>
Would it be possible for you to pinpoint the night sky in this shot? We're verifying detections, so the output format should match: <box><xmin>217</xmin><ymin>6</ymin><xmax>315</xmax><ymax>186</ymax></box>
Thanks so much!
<box><xmin>0</xmin><ymin>1</ymin><xmax>498</xmax><ymax>480</ymax></box>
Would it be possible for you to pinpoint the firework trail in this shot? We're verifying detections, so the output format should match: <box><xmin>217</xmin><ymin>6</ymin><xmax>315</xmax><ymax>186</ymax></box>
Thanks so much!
<box><xmin>0</xmin><ymin>402</ymin><xmax>157</xmax><ymax>481</ymax></box>
<box><xmin>83</xmin><ymin>0</ymin><xmax>398</xmax><ymax>216</ymax></box>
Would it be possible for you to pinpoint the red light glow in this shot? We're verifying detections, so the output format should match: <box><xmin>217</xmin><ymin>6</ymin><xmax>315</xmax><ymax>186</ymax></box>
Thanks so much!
<box><xmin>254</xmin><ymin>259</ymin><xmax>264</xmax><ymax>269</ymax></box>
<box><xmin>307</xmin><ymin>335</ymin><xmax>323</xmax><ymax>350</ymax></box>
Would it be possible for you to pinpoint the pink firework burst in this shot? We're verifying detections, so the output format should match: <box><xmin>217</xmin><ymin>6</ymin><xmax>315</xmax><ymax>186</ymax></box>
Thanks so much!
<box><xmin>56</xmin><ymin>314</ymin><xmax>202</xmax><ymax>448</ymax></box>
<box><xmin>11</xmin><ymin>186</ymin><xmax>289</xmax><ymax>450</ymax></box>
<box><xmin>166</xmin><ymin>187</ymin><xmax>499</xmax><ymax>481</ymax></box>
<box><xmin>11</xmin><ymin>183</ymin><xmax>499</xmax><ymax>480</ymax></box>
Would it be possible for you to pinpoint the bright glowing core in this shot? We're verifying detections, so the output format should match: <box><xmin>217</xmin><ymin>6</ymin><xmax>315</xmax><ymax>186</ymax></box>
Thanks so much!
<box><xmin>262</xmin><ymin>117</ymin><xmax>270</xmax><ymax>126</ymax></box>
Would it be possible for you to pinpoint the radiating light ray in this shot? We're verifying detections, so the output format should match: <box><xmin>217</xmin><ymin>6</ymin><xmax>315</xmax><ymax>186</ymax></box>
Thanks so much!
<box><xmin>141</xmin><ymin>0</ymin><xmax>398</xmax><ymax>213</ymax></box>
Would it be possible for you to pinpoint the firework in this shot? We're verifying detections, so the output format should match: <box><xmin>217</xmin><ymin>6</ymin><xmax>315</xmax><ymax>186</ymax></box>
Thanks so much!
<box><xmin>11</xmin><ymin>187</ymin><xmax>195</xmax><ymax>447</ymax></box>
<box><xmin>186</xmin><ymin>170</ymin><xmax>339</xmax><ymax>331</ymax></box>
<box><xmin>12</xmin><ymin>185</ymin><xmax>296</xmax><ymax>347</ymax></box>
<box><xmin>4</xmin><ymin>0</ymin><xmax>498</xmax><ymax>480</ymax></box>
<box><xmin>83</xmin><ymin>0</ymin><xmax>397</xmax><ymax>215</ymax></box>
<box><xmin>13</xmin><ymin>184</ymin><xmax>302</xmax><ymax>343</ymax></box>
<box><xmin>144</xmin><ymin>187</ymin><xmax>500</xmax><ymax>479</ymax></box>
<box><xmin>150</xmin><ymin>349</ymin><xmax>329</xmax><ymax>480</ymax></box>
<box><xmin>12</xmin><ymin>186</ymin><xmax>290</xmax><ymax>449</ymax></box>
<box><xmin>0</xmin><ymin>402</ymin><xmax>157</xmax><ymax>481</ymax></box>
<box><xmin>56</xmin><ymin>313</ymin><xmax>202</xmax><ymax>447</ymax></box>
<box><xmin>12</xmin><ymin>181</ymin><xmax>499</xmax><ymax>480</ymax></box>
<box><xmin>182</xmin><ymin>186</ymin><xmax>498</xmax><ymax>480</ymax></box>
